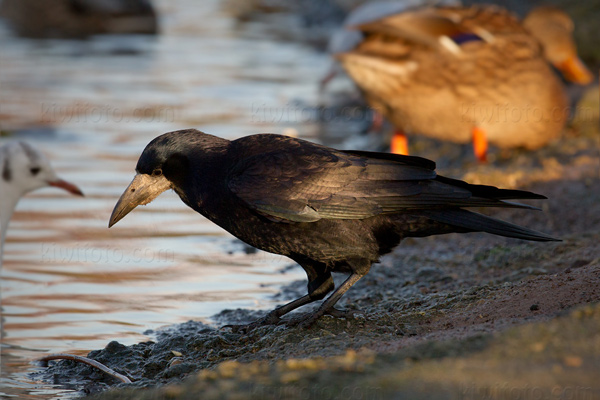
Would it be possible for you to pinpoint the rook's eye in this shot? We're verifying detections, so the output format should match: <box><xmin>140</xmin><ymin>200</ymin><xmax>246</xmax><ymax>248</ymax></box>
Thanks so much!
<box><xmin>30</xmin><ymin>167</ymin><xmax>41</xmax><ymax>175</ymax></box>
<box><xmin>152</xmin><ymin>169</ymin><xmax>162</xmax><ymax>176</ymax></box>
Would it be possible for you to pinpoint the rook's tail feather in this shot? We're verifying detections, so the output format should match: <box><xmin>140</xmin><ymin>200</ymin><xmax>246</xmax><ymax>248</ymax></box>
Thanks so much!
<box><xmin>434</xmin><ymin>176</ymin><xmax>548</xmax><ymax>200</ymax></box>
<box><xmin>421</xmin><ymin>209</ymin><xmax>560</xmax><ymax>242</ymax></box>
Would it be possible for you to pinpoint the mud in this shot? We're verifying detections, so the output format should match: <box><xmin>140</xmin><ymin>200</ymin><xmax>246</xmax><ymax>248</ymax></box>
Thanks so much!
<box><xmin>36</xmin><ymin>225</ymin><xmax>600</xmax><ymax>398</ymax></box>
<box><xmin>89</xmin><ymin>302</ymin><xmax>600</xmax><ymax>400</ymax></box>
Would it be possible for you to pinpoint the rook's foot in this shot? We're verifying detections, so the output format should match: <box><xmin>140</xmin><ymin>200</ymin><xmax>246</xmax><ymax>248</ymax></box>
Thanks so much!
<box><xmin>222</xmin><ymin>312</ymin><xmax>282</xmax><ymax>333</ymax></box>
<box><xmin>283</xmin><ymin>311</ymin><xmax>321</xmax><ymax>329</ymax></box>
<box><xmin>326</xmin><ymin>307</ymin><xmax>363</xmax><ymax>319</ymax></box>
<box><xmin>284</xmin><ymin>307</ymin><xmax>363</xmax><ymax>329</ymax></box>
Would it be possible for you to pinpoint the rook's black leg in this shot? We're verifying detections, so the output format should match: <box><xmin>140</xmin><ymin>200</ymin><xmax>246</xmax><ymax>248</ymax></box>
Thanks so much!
<box><xmin>223</xmin><ymin>264</ymin><xmax>334</xmax><ymax>333</ymax></box>
<box><xmin>291</xmin><ymin>272</ymin><xmax>366</xmax><ymax>328</ymax></box>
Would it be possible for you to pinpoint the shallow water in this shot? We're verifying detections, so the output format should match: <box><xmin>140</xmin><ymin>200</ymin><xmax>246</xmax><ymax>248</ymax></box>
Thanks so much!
<box><xmin>0</xmin><ymin>1</ymin><xmax>330</xmax><ymax>397</ymax></box>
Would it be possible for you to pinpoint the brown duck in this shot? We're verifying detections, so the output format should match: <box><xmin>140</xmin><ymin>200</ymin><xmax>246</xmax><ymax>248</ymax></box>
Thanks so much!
<box><xmin>336</xmin><ymin>5</ymin><xmax>593</xmax><ymax>162</ymax></box>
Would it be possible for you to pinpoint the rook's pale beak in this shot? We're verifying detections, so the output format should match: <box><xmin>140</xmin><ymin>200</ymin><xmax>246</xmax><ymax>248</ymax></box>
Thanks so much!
<box><xmin>48</xmin><ymin>179</ymin><xmax>84</xmax><ymax>196</ymax></box>
<box><xmin>109</xmin><ymin>173</ymin><xmax>171</xmax><ymax>228</ymax></box>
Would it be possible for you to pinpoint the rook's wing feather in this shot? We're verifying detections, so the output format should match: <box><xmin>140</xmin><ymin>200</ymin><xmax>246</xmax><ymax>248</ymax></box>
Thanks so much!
<box><xmin>227</xmin><ymin>139</ymin><xmax>542</xmax><ymax>223</ymax></box>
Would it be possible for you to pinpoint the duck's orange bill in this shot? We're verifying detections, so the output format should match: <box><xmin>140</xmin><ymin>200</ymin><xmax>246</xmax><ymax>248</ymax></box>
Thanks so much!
<box><xmin>391</xmin><ymin>131</ymin><xmax>409</xmax><ymax>155</ymax></box>
<box><xmin>472</xmin><ymin>126</ymin><xmax>488</xmax><ymax>163</ymax></box>
<box><xmin>557</xmin><ymin>56</ymin><xmax>594</xmax><ymax>85</ymax></box>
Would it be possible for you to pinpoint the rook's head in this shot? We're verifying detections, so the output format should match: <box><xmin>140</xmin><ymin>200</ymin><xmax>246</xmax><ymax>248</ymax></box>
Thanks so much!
<box><xmin>109</xmin><ymin>129</ymin><xmax>227</xmax><ymax>227</ymax></box>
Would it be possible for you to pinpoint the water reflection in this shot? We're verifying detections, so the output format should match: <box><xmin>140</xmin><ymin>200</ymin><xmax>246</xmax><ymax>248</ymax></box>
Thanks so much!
<box><xmin>0</xmin><ymin>0</ymin><xmax>326</xmax><ymax>397</ymax></box>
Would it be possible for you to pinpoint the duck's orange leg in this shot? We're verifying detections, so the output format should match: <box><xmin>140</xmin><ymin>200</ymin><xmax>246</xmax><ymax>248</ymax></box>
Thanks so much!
<box><xmin>472</xmin><ymin>126</ymin><xmax>488</xmax><ymax>163</ymax></box>
<box><xmin>391</xmin><ymin>131</ymin><xmax>409</xmax><ymax>155</ymax></box>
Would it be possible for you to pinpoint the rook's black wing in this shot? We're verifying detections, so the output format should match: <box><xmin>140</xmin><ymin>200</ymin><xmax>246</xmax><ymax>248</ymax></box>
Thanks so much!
<box><xmin>227</xmin><ymin>136</ymin><xmax>543</xmax><ymax>224</ymax></box>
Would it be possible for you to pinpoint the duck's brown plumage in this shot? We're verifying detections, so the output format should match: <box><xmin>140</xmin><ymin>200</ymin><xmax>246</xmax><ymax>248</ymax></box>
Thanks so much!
<box><xmin>337</xmin><ymin>5</ymin><xmax>592</xmax><ymax>154</ymax></box>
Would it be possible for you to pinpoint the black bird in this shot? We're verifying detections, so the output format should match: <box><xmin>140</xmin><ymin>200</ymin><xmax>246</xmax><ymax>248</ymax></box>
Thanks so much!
<box><xmin>109</xmin><ymin>129</ymin><xmax>558</xmax><ymax>329</ymax></box>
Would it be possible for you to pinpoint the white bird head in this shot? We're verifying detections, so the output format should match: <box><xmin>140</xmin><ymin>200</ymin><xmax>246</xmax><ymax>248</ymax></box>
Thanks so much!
<box><xmin>1</xmin><ymin>141</ymin><xmax>83</xmax><ymax>256</ymax></box>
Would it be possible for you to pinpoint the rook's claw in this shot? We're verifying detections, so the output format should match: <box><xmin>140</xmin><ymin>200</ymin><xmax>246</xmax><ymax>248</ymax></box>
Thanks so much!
<box><xmin>222</xmin><ymin>312</ymin><xmax>282</xmax><ymax>333</ymax></box>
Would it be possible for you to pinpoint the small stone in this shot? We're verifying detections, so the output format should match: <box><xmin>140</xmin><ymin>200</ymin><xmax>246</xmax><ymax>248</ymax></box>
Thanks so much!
<box><xmin>530</xmin><ymin>304</ymin><xmax>540</xmax><ymax>311</ymax></box>
<box><xmin>416</xmin><ymin>266</ymin><xmax>443</xmax><ymax>281</ymax></box>
<box><xmin>162</xmin><ymin>386</ymin><xmax>184</xmax><ymax>397</ymax></box>
<box><xmin>169</xmin><ymin>357</ymin><xmax>183</xmax><ymax>367</ymax></box>
<box><xmin>531</xmin><ymin>342</ymin><xmax>545</xmax><ymax>352</ymax></box>
<box><xmin>104</xmin><ymin>341</ymin><xmax>126</xmax><ymax>353</ymax></box>
<box><xmin>564</xmin><ymin>356</ymin><xmax>583</xmax><ymax>368</ymax></box>
<box><xmin>217</xmin><ymin>360</ymin><xmax>240</xmax><ymax>378</ymax></box>
<box><xmin>279</xmin><ymin>371</ymin><xmax>301</xmax><ymax>383</ymax></box>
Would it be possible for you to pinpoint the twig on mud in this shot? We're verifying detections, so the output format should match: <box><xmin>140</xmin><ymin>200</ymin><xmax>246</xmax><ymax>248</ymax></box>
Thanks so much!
<box><xmin>38</xmin><ymin>353</ymin><xmax>132</xmax><ymax>384</ymax></box>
